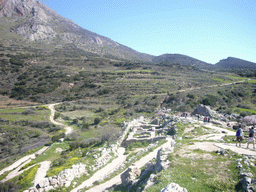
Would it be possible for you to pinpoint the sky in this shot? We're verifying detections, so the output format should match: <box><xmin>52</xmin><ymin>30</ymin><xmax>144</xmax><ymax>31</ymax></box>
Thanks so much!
<box><xmin>42</xmin><ymin>0</ymin><xmax>256</xmax><ymax>64</ymax></box>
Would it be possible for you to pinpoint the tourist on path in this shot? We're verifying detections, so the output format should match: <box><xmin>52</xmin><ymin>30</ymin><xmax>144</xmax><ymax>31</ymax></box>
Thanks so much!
<box><xmin>247</xmin><ymin>126</ymin><xmax>255</xmax><ymax>149</ymax></box>
<box><xmin>236</xmin><ymin>127</ymin><xmax>243</xmax><ymax>147</ymax></box>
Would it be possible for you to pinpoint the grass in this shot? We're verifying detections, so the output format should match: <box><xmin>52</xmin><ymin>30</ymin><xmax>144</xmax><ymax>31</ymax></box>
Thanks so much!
<box><xmin>34</xmin><ymin>142</ymin><xmax>70</xmax><ymax>163</ymax></box>
<box><xmin>223</xmin><ymin>135</ymin><xmax>248</xmax><ymax>144</ymax></box>
<box><xmin>47</xmin><ymin>157</ymin><xmax>81</xmax><ymax>177</ymax></box>
<box><xmin>248</xmin><ymin>79</ymin><xmax>256</xmax><ymax>83</ymax></box>
<box><xmin>212</xmin><ymin>78</ymin><xmax>231</xmax><ymax>83</ymax></box>
<box><xmin>0</xmin><ymin>107</ymin><xmax>50</xmax><ymax>122</ymax></box>
<box><xmin>145</xmin><ymin>150</ymin><xmax>241</xmax><ymax>192</ymax></box>
<box><xmin>233</xmin><ymin>107</ymin><xmax>256</xmax><ymax>115</ymax></box>
<box><xmin>113</xmin><ymin>70</ymin><xmax>152</xmax><ymax>74</ymax></box>
<box><xmin>7</xmin><ymin>164</ymin><xmax>40</xmax><ymax>191</ymax></box>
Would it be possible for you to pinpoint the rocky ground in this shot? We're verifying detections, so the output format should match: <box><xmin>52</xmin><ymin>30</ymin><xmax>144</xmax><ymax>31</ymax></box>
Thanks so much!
<box><xmin>1</xmin><ymin>104</ymin><xmax>256</xmax><ymax>192</ymax></box>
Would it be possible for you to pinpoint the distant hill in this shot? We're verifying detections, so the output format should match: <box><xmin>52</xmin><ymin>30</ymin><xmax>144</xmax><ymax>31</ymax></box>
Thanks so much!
<box><xmin>214</xmin><ymin>57</ymin><xmax>256</xmax><ymax>70</ymax></box>
<box><xmin>0</xmin><ymin>0</ymin><xmax>255</xmax><ymax>70</ymax></box>
<box><xmin>0</xmin><ymin>0</ymin><xmax>153</xmax><ymax>62</ymax></box>
<box><xmin>152</xmin><ymin>54</ymin><xmax>213</xmax><ymax>69</ymax></box>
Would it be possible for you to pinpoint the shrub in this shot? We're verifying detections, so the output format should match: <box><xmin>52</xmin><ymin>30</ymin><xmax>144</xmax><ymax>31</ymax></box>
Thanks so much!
<box><xmin>187</xmin><ymin>93</ymin><xmax>195</xmax><ymax>99</ymax></box>
<box><xmin>51</xmin><ymin>133</ymin><xmax>65</xmax><ymax>142</ymax></box>
<box><xmin>94</xmin><ymin>117</ymin><xmax>101</xmax><ymax>125</ymax></box>
<box><xmin>177</xmin><ymin>104</ymin><xmax>192</xmax><ymax>112</ymax></box>
<box><xmin>80</xmin><ymin>138</ymin><xmax>99</xmax><ymax>148</ymax></box>
<box><xmin>72</xmin><ymin>118</ymin><xmax>78</xmax><ymax>124</ymax></box>
<box><xmin>81</xmin><ymin>122</ymin><xmax>90</xmax><ymax>131</ymax></box>
<box><xmin>22</xmin><ymin>108</ymin><xmax>35</xmax><ymax>115</ymax></box>
<box><xmin>54</xmin><ymin>112</ymin><xmax>61</xmax><ymax>120</ymax></box>
<box><xmin>52</xmin><ymin>158</ymin><xmax>66</xmax><ymax>167</ymax></box>
<box><xmin>202</xmin><ymin>95</ymin><xmax>218</xmax><ymax>107</ymax></box>
<box><xmin>69</xmin><ymin>141</ymin><xmax>80</xmax><ymax>150</ymax></box>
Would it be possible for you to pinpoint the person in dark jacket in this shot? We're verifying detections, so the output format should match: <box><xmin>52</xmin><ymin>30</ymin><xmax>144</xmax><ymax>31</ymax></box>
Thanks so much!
<box><xmin>247</xmin><ymin>126</ymin><xmax>255</xmax><ymax>149</ymax></box>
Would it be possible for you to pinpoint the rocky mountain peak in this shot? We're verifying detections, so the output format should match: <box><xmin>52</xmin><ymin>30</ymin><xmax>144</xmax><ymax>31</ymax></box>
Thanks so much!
<box><xmin>0</xmin><ymin>0</ymin><xmax>153</xmax><ymax>62</ymax></box>
<box><xmin>0</xmin><ymin>0</ymin><xmax>40</xmax><ymax>17</ymax></box>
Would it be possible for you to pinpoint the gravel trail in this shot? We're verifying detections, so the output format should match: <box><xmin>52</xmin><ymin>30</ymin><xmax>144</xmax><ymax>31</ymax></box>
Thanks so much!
<box><xmin>33</xmin><ymin>161</ymin><xmax>51</xmax><ymax>187</ymax></box>
<box><xmin>0</xmin><ymin>147</ymin><xmax>48</xmax><ymax>177</ymax></box>
<box><xmin>85</xmin><ymin>137</ymin><xmax>173</xmax><ymax>192</ymax></box>
<box><xmin>48</xmin><ymin>103</ymin><xmax>72</xmax><ymax>135</ymax></box>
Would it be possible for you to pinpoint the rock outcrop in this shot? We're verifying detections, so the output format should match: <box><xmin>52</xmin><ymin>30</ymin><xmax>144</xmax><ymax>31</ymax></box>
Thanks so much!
<box><xmin>0</xmin><ymin>0</ymin><xmax>154</xmax><ymax>61</ymax></box>
<box><xmin>121</xmin><ymin>165</ymin><xmax>141</xmax><ymax>186</ymax></box>
<box><xmin>236</xmin><ymin>156</ymin><xmax>256</xmax><ymax>192</ymax></box>
<box><xmin>191</xmin><ymin>104</ymin><xmax>216</xmax><ymax>117</ymax></box>
<box><xmin>160</xmin><ymin>183</ymin><xmax>188</xmax><ymax>192</ymax></box>
<box><xmin>155</xmin><ymin>140</ymin><xmax>175</xmax><ymax>173</ymax></box>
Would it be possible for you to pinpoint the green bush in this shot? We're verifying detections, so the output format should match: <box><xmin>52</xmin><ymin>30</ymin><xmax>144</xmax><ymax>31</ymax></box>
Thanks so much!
<box><xmin>94</xmin><ymin>117</ymin><xmax>101</xmax><ymax>125</ymax></box>
<box><xmin>202</xmin><ymin>95</ymin><xmax>218</xmax><ymax>107</ymax></box>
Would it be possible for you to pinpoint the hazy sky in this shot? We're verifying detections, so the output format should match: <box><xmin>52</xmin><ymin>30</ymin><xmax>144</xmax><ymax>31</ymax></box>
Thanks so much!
<box><xmin>42</xmin><ymin>0</ymin><xmax>256</xmax><ymax>64</ymax></box>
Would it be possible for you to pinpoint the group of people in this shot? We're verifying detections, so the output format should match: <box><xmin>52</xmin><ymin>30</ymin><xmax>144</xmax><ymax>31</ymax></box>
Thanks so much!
<box><xmin>236</xmin><ymin>126</ymin><xmax>255</xmax><ymax>149</ymax></box>
<box><xmin>203</xmin><ymin>116</ymin><xmax>210</xmax><ymax>123</ymax></box>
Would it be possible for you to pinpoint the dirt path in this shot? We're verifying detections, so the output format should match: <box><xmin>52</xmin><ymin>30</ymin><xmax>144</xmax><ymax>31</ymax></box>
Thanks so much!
<box><xmin>71</xmin><ymin>147</ymin><xmax>126</xmax><ymax>192</ymax></box>
<box><xmin>33</xmin><ymin>161</ymin><xmax>51</xmax><ymax>187</ymax></box>
<box><xmin>184</xmin><ymin>121</ymin><xmax>256</xmax><ymax>157</ymax></box>
<box><xmin>195</xmin><ymin>122</ymin><xmax>235</xmax><ymax>141</ymax></box>
<box><xmin>0</xmin><ymin>147</ymin><xmax>48</xmax><ymax>182</ymax></box>
<box><xmin>0</xmin><ymin>147</ymin><xmax>48</xmax><ymax>177</ymax></box>
<box><xmin>48</xmin><ymin>103</ymin><xmax>72</xmax><ymax>135</ymax></box>
<box><xmin>214</xmin><ymin>143</ymin><xmax>256</xmax><ymax>156</ymax></box>
<box><xmin>85</xmin><ymin>137</ymin><xmax>173</xmax><ymax>192</ymax></box>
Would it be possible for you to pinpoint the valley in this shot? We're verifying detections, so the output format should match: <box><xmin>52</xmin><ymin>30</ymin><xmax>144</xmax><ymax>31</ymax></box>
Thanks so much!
<box><xmin>1</xmin><ymin>0</ymin><xmax>256</xmax><ymax>191</ymax></box>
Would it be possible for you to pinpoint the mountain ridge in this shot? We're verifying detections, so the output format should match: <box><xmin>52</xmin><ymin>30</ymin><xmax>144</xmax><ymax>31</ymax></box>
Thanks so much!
<box><xmin>214</xmin><ymin>57</ymin><xmax>256</xmax><ymax>70</ymax></box>
<box><xmin>0</xmin><ymin>0</ymin><xmax>256</xmax><ymax>69</ymax></box>
<box><xmin>0</xmin><ymin>0</ymin><xmax>154</xmax><ymax>62</ymax></box>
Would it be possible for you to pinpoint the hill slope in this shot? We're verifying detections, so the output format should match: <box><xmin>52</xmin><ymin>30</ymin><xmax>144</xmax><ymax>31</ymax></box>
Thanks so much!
<box><xmin>0</xmin><ymin>0</ymin><xmax>153</xmax><ymax>62</ymax></box>
<box><xmin>214</xmin><ymin>57</ymin><xmax>256</xmax><ymax>70</ymax></box>
<box><xmin>152</xmin><ymin>53</ymin><xmax>213</xmax><ymax>69</ymax></box>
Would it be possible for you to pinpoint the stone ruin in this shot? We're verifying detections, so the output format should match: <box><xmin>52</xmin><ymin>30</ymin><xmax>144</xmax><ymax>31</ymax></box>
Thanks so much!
<box><xmin>120</xmin><ymin>137</ymin><xmax>179</xmax><ymax>191</ymax></box>
<box><xmin>25</xmin><ymin>163</ymin><xmax>87</xmax><ymax>192</ymax></box>
<box><xmin>121</xmin><ymin>165</ymin><xmax>141</xmax><ymax>187</ymax></box>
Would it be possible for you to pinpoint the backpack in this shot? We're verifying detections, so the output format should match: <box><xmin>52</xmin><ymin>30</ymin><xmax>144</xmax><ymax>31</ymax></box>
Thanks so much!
<box><xmin>249</xmin><ymin>130</ymin><xmax>254</xmax><ymax>137</ymax></box>
<box><xmin>236</xmin><ymin>129</ymin><xmax>241</xmax><ymax>137</ymax></box>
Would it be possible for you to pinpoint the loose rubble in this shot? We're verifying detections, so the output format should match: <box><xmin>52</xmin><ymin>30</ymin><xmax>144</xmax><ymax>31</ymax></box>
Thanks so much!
<box><xmin>237</xmin><ymin>156</ymin><xmax>256</xmax><ymax>192</ymax></box>
<box><xmin>25</xmin><ymin>163</ymin><xmax>87</xmax><ymax>192</ymax></box>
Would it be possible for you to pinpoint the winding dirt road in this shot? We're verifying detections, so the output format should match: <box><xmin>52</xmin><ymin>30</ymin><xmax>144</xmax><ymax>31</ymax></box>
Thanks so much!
<box><xmin>48</xmin><ymin>103</ymin><xmax>73</xmax><ymax>135</ymax></box>
<box><xmin>0</xmin><ymin>147</ymin><xmax>48</xmax><ymax>181</ymax></box>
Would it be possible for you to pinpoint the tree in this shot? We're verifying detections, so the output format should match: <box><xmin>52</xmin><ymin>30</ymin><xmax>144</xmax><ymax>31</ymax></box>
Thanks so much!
<box><xmin>98</xmin><ymin>125</ymin><xmax>121</xmax><ymax>146</ymax></box>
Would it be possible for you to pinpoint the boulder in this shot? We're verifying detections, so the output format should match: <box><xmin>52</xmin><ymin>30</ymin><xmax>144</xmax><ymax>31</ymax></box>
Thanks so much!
<box><xmin>49</xmin><ymin>178</ymin><xmax>58</xmax><ymax>186</ymax></box>
<box><xmin>65</xmin><ymin>180</ymin><xmax>71</xmax><ymax>187</ymax></box>
<box><xmin>241</xmin><ymin>177</ymin><xmax>252</xmax><ymax>192</ymax></box>
<box><xmin>44</xmin><ymin>186</ymin><xmax>54</xmax><ymax>192</ymax></box>
<box><xmin>161</xmin><ymin>183</ymin><xmax>188</xmax><ymax>192</ymax></box>
<box><xmin>37</xmin><ymin>178</ymin><xmax>49</xmax><ymax>188</ymax></box>
<box><xmin>28</xmin><ymin>188</ymin><xmax>38</xmax><ymax>192</ymax></box>
<box><xmin>191</xmin><ymin>104</ymin><xmax>214</xmax><ymax>117</ymax></box>
<box><xmin>151</xmin><ymin>119</ymin><xmax>159</xmax><ymax>125</ymax></box>
<box><xmin>121</xmin><ymin>166</ymin><xmax>141</xmax><ymax>186</ymax></box>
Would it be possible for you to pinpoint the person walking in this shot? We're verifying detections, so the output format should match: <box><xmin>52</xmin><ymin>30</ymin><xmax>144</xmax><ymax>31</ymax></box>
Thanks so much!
<box><xmin>247</xmin><ymin>126</ymin><xmax>255</xmax><ymax>149</ymax></box>
<box><xmin>236</xmin><ymin>127</ymin><xmax>243</xmax><ymax>147</ymax></box>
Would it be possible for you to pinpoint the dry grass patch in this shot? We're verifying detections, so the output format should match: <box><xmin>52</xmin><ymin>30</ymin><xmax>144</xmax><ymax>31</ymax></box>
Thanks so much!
<box><xmin>0</xmin><ymin>96</ymin><xmax>38</xmax><ymax>109</ymax></box>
